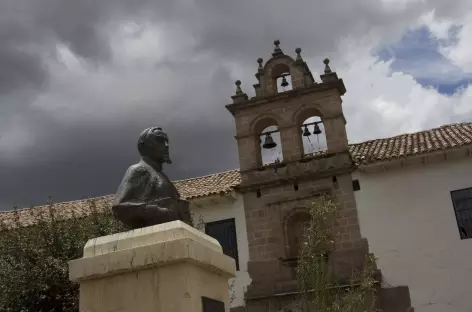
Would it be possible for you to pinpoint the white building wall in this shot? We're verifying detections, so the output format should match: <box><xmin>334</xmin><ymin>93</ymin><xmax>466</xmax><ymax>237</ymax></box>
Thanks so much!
<box><xmin>354</xmin><ymin>158</ymin><xmax>472</xmax><ymax>312</ymax></box>
<box><xmin>190</xmin><ymin>194</ymin><xmax>251</xmax><ymax>309</ymax></box>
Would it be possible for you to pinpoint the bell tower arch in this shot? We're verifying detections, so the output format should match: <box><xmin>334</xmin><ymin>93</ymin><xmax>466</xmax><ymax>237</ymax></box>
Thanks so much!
<box><xmin>226</xmin><ymin>41</ymin><xmax>369</xmax><ymax>310</ymax></box>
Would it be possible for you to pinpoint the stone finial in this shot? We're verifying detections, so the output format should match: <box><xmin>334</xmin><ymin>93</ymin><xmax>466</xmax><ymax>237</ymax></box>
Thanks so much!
<box><xmin>235</xmin><ymin>80</ymin><xmax>243</xmax><ymax>95</ymax></box>
<box><xmin>257</xmin><ymin>57</ymin><xmax>264</xmax><ymax>70</ymax></box>
<box><xmin>255</xmin><ymin>58</ymin><xmax>264</xmax><ymax>81</ymax></box>
<box><xmin>320</xmin><ymin>57</ymin><xmax>341</xmax><ymax>85</ymax></box>
<box><xmin>272</xmin><ymin>40</ymin><xmax>283</xmax><ymax>56</ymax></box>
<box><xmin>231</xmin><ymin>80</ymin><xmax>249</xmax><ymax>103</ymax></box>
<box><xmin>323</xmin><ymin>58</ymin><xmax>332</xmax><ymax>74</ymax></box>
<box><xmin>295</xmin><ymin>47</ymin><xmax>303</xmax><ymax>62</ymax></box>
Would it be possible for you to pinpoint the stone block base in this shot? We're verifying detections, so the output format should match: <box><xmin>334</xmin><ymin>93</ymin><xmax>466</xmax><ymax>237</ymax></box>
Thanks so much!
<box><xmin>69</xmin><ymin>221</ymin><xmax>236</xmax><ymax>312</ymax></box>
<box><xmin>245</xmin><ymin>239</ymin><xmax>370</xmax><ymax>299</ymax></box>
<box><xmin>244</xmin><ymin>238</ymin><xmax>413</xmax><ymax>312</ymax></box>
<box><xmin>244</xmin><ymin>286</ymin><xmax>414</xmax><ymax>312</ymax></box>
<box><xmin>378</xmin><ymin>286</ymin><xmax>414</xmax><ymax>312</ymax></box>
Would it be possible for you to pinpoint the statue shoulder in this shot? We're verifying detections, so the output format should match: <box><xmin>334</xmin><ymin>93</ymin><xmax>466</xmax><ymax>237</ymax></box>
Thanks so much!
<box><xmin>124</xmin><ymin>163</ymin><xmax>151</xmax><ymax>180</ymax></box>
<box><xmin>113</xmin><ymin>163</ymin><xmax>152</xmax><ymax>205</ymax></box>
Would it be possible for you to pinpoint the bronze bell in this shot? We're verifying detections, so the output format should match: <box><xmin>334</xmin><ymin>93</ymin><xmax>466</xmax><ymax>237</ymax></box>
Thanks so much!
<box><xmin>280</xmin><ymin>76</ymin><xmax>289</xmax><ymax>88</ymax></box>
<box><xmin>302</xmin><ymin>125</ymin><xmax>311</xmax><ymax>137</ymax></box>
<box><xmin>262</xmin><ymin>133</ymin><xmax>277</xmax><ymax>149</ymax></box>
<box><xmin>313</xmin><ymin>123</ymin><xmax>322</xmax><ymax>135</ymax></box>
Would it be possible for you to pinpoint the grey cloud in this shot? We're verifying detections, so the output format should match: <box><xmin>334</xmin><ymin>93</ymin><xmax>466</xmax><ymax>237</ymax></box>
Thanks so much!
<box><xmin>0</xmin><ymin>48</ymin><xmax>46</xmax><ymax>93</ymax></box>
<box><xmin>0</xmin><ymin>111</ymin><xmax>239</xmax><ymax>210</ymax></box>
<box><xmin>0</xmin><ymin>0</ymin><xmax>447</xmax><ymax>95</ymax></box>
<box><xmin>0</xmin><ymin>55</ymin><xmax>237</xmax><ymax>210</ymax></box>
<box><xmin>0</xmin><ymin>0</ymin><xmax>471</xmax><ymax>210</ymax></box>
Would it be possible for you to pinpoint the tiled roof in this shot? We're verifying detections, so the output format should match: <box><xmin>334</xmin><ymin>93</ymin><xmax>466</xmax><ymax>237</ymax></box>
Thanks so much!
<box><xmin>1</xmin><ymin>122</ymin><xmax>472</xmax><ymax>225</ymax></box>
<box><xmin>0</xmin><ymin>170</ymin><xmax>241</xmax><ymax>227</ymax></box>
<box><xmin>0</xmin><ymin>195</ymin><xmax>115</xmax><ymax>228</ymax></box>
<box><xmin>349</xmin><ymin>122</ymin><xmax>472</xmax><ymax>165</ymax></box>
<box><xmin>174</xmin><ymin>169</ymin><xmax>241</xmax><ymax>199</ymax></box>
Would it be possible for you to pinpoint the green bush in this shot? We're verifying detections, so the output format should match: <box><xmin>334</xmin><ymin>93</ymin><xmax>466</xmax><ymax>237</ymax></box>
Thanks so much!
<box><xmin>290</xmin><ymin>195</ymin><xmax>378</xmax><ymax>312</ymax></box>
<box><xmin>0</xmin><ymin>200</ymin><xmax>124</xmax><ymax>312</ymax></box>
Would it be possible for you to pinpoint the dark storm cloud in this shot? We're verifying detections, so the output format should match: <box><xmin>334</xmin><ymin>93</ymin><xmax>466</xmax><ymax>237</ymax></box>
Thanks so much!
<box><xmin>0</xmin><ymin>0</ymin><xmax>470</xmax><ymax>210</ymax></box>
<box><xmin>0</xmin><ymin>52</ymin><xmax>238</xmax><ymax>210</ymax></box>
<box><xmin>0</xmin><ymin>48</ymin><xmax>46</xmax><ymax>93</ymax></box>
<box><xmin>0</xmin><ymin>103</ymin><xmax>238</xmax><ymax>210</ymax></box>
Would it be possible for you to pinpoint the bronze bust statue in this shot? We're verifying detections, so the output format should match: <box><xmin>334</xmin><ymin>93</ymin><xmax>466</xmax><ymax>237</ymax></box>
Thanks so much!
<box><xmin>112</xmin><ymin>127</ymin><xmax>192</xmax><ymax>229</ymax></box>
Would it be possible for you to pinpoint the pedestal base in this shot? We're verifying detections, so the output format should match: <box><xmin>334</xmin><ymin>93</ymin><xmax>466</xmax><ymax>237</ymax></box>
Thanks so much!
<box><xmin>69</xmin><ymin>221</ymin><xmax>236</xmax><ymax>312</ymax></box>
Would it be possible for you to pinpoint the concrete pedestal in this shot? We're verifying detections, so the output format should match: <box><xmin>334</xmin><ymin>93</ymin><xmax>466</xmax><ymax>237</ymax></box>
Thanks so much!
<box><xmin>69</xmin><ymin>221</ymin><xmax>236</xmax><ymax>312</ymax></box>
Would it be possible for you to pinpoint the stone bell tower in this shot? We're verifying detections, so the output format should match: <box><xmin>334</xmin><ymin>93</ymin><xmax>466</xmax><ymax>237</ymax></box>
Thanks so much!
<box><xmin>225</xmin><ymin>41</ymin><xmax>413</xmax><ymax>312</ymax></box>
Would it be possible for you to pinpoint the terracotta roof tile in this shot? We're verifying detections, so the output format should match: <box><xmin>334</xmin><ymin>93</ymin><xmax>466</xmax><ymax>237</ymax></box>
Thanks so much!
<box><xmin>174</xmin><ymin>169</ymin><xmax>241</xmax><ymax>199</ymax></box>
<box><xmin>0</xmin><ymin>195</ymin><xmax>115</xmax><ymax>228</ymax></box>
<box><xmin>1</xmin><ymin>122</ymin><xmax>472</xmax><ymax>225</ymax></box>
<box><xmin>349</xmin><ymin>122</ymin><xmax>472</xmax><ymax>165</ymax></box>
<box><xmin>0</xmin><ymin>170</ymin><xmax>241</xmax><ymax>227</ymax></box>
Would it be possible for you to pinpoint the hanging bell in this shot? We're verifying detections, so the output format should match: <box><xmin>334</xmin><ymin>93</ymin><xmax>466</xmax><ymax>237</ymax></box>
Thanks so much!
<box><xmin>302</xmin><ymin>125</ymin><xmax>311</xmax><ymax>137</ymax></box>
<box><xmin>280</xmin><ymin>76</ymin><xmax>289</xmax><ymax>88</ymax></box>
<box><xmin>262</xmin><ymin>133</ymin><xmax>277</xmax><ymax>149</ymax></box>
<box><xmin>313</xmin><ymin>123</ymin><xmax>322</xmax><ymax>135</ymax></box>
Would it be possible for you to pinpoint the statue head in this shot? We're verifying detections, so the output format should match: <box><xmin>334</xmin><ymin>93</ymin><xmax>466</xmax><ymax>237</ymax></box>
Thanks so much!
<box><xmin>137</xmin><ymin>127</ymin><xmax>172</xmax><ymax>164</ymax></box>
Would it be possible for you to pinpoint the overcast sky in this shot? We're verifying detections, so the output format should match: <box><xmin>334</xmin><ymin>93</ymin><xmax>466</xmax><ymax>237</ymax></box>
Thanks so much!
<box><xmin>1</xmin><ymin>0</ymin><xmax>472</xmax><ymax>210</ymax></box>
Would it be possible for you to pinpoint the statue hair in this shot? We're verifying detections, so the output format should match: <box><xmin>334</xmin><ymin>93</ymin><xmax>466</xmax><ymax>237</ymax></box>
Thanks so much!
<box><xmin>137</xmin><ymin>127</ymin><xmax>167</xmax><ymax>156</ymax></box>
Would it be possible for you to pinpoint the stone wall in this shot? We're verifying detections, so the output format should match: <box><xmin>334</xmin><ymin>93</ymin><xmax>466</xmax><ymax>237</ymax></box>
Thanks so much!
<box><xmin>226</xmin><ymin>43</ymin><xmax>413</xmax><ymax>311</ymax></box>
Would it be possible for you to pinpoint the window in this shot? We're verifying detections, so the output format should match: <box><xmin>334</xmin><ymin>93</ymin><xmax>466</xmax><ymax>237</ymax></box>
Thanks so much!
<box><xmin>451</xmin><ymin>187</ymin><xmax>472</xmax><ymax>239</ymax></box>
<box><xmin>352</xmin><ymin>179</ymin><xmax>361</xmax><ymax>191</ymax></box>
<box><xmin>205</xmin><ymin>218</ymin><xmax>239</xmax><ymax>270</ymax></box>
<box><xmin>202</xmin><ymin>297</ymin><xmax>225</xmax><ymax>312</ymax></box>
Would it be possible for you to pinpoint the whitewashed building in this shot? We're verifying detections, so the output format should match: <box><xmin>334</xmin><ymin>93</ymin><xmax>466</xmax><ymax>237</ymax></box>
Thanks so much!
<box><xmin>354</xmin><ymin>142</ymin><xmax>472</xmax><ymax>312</ymax></box>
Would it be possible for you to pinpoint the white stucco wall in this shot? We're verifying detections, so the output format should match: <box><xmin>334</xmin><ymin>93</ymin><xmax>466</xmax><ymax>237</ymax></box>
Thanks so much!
<box><xmin>354</xmin><ymin>158</ymin><xmax>472</xmax><ymax>312</ymax></box>
<box><xmin>190</xmin><ymin>193</ymin><xmax>251</xmax><ymax>309</ymax></box>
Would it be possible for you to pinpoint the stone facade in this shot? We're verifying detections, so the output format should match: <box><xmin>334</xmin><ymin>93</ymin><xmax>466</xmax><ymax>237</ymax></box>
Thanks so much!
<box><xmin>226</xmin><ymin>41</ymin><xmax>413</xmax><ymax>311</ymax></box>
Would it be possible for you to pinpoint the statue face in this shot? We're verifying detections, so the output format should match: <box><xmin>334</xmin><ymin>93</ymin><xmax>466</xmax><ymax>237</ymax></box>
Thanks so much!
<box><xmin>147</xmin><ymin>135</ymin><xmax>171</xmax><ymax>164</ymax></box>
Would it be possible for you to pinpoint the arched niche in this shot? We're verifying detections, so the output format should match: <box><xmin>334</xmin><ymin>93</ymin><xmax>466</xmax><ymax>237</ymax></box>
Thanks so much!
<box><xmin>262</xmin><ymin>56</ymin><xmax>304</xmax><ymax>95</ymax></box>
<box><xmin>259</xmin><ymin>125</ymin><xmax>283</xmax><ymax>166</ymax></box>
<box><xmin>294</xmin><ymin>107</ymin><xmax>327</xmax><ymax>156</ymax></box>
<box><xmin>284</xmin><ymin>209</ymin><xmax>311</xmax><ymax>258</ymax></box>
<box><xmin>252</xmin><ymin>116</ymin><xmax>283</xmax><ymax>166</ymax></box>
<box><xmin>301</xmin><ymin>116</ymin><xmax>327</xmax><ymax>155</ymax></box>
<box><xmin>252</xmin><ymin>115</ymin><xmax>280</xmax><ymax>135</ymax></box>
<box><xmin>272</xmin><ymin>63</ymin><xmax>293</xmax><ymax>93</ymax></box>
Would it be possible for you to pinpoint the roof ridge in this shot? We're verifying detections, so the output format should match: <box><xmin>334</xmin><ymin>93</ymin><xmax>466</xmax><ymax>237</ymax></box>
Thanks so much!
<box><xmin>348</xmin><ymin>121</ymin><xmax>472</xmax><ymax>147</ymax></box>
<box><xmin>0</xmin><ymin>194</ymin><xmax>114</xmax><ymax>214</ymax></box>
<box><xmin>173</xmin><ymin>168</ymin><xmax>239</xmax><ymax>182</ymax></box>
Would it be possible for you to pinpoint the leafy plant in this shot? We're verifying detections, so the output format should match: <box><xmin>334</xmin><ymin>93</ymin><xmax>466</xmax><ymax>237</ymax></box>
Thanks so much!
<box><xmin>0</xmin><ymin>199</ymin><xmax>124</xmax><ymax>312</ymax></box>
<box><xmin>287</xmin><ymin>195</ymin><xmax>378</xmax><ymax>312</ymax></box>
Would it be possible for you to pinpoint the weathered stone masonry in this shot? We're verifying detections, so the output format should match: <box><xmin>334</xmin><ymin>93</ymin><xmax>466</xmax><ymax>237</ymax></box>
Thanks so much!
<box><xmin>226</xmin><ymin>41</ymin><xmax>413</xmax><ymax>312</ymax></box>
